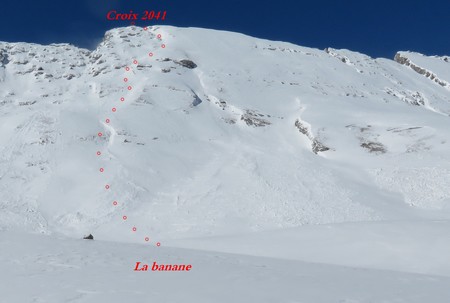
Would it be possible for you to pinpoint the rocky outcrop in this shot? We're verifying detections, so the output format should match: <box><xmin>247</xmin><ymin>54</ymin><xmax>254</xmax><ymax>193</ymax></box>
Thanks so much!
<box><xmin>175</xmin><ymin>59</ymin><xmax>197</xmax><ymax>69</ymax></box>
<box><xmin>394</xmin><ymin>53</ymin><xmax>449</xmax><ymax>89</ymax></box>
<box><xmin>360</xmin><ymin>141</ymin><xmax>386</xmax><ymax>154</ymax></box>
<box><xmin>83</xmin><ymin>234</ymin><xmax>94</xmax><ymax>240</ymax></box>
<box><xmin>0</xmin><ymin>49</ymin><xmax>9</xmax><ymax>67</ymax></box>
<box><xmin>384</xmin><ymin>88</ymin><xmax>426</xmax><ymax>106</ymax></box>
<box><xmin>294</xmin><ymin>119</ymin><xmax>330</xmax><ymax>154</ymax></box>
<box><xmin>241</xmin><ymin>110</ymin><xmax>271</xmax><ymax>127</ymax></box>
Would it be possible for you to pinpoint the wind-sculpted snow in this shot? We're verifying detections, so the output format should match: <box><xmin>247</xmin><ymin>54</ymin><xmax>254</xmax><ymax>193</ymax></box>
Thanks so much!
<box><xmin>0</xmin><ymin>26</ymin><xmax>450</xmax><ymax>241</ymax></box>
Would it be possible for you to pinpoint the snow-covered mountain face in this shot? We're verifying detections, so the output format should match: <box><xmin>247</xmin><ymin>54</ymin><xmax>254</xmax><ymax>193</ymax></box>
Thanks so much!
<box><xmin>1</xmin><ymin>26</ymin><xmax>449</xmax><ymax>242</ymax></box>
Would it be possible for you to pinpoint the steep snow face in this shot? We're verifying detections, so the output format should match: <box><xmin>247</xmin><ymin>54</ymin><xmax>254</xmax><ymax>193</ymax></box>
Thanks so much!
<box><xmin>0</xmin><ymin>26</ymin><xmax>449</xmax><ymax>241</ymax></box>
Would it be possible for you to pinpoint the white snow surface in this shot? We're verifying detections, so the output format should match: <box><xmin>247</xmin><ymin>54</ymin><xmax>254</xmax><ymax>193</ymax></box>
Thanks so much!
<box><xmin>2</xmin><ymin>230</ymin><xmax>450</xmax><ymax>303</ymax></box>
<box><xmin>1</xmin><ymin>26</ymin><xmax>450</xmax><ymax>302</ymax></box>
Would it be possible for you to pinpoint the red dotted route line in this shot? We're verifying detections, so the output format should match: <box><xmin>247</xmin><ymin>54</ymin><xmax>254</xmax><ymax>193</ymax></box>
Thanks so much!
<box><xmin>96</xmin><ymin>27</ymin><xmax>165</xmax><ymax>246</ymax></box>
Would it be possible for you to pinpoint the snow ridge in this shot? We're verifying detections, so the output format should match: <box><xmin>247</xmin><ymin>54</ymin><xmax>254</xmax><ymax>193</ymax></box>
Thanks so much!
<box><xmin>395</xmin><ymin>51</ymin><xmax>450</xmax><ymax>90</ymax></box>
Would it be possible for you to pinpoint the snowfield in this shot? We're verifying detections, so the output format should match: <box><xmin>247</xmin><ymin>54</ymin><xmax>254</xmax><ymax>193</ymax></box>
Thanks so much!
<box><xmin>2</xmin><ymin>231</ymin><xmax>450</xmax><ymax>303</ymax></box>
<box><xmin>1</xmin><ymin>25</ymin><xmax>450</xmax><ymax>302</ymax></box>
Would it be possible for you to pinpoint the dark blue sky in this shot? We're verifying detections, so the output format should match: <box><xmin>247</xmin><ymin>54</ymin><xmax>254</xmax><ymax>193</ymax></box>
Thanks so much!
<box><xmin>0</xmin><ymin>0</ymin><xmax>449</xmax><ymax>58</ymax></box>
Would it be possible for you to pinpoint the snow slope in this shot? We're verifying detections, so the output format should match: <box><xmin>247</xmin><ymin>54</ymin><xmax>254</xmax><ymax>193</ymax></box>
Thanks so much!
<box><xmin>168</xmin><ymin>220</ymin><xmax>450</xmax><ymax>277</ymax></box>
<box><xmin>2</xmin><ymin>231</ymin><xmax>450</xmax><ymax>303</ymax></box>
<box><xmin>1</xmin><ymin>26</ymin><xmax>450</xmax><ymax>240</ymax></box>
<box><xmin>1</xmin><ymin>25</ymin><xmax>450</xmax><ymax>302</ymax></box>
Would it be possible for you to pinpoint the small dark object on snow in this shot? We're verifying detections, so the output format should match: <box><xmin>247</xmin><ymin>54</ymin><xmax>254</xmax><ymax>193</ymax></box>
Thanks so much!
<box><xmin>83</xmin><ymin>234</ymin><xmax>94</xmax><ymax>240</ymax></box>
<box><xmin>175</xmin><ymin>59</ymin><xmax>197</xmax><ymax>69</ymax></box>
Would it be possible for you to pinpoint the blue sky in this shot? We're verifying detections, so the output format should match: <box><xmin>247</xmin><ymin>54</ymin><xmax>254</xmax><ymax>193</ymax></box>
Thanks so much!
<box><xmin>0</xmin><ymin>0</ymin><xmax>449</xmax><ymax>58</ymax></box>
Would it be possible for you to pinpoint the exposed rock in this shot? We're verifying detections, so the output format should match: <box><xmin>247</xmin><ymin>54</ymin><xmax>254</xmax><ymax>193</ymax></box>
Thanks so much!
<box><xmin>360</xmin><ymin>141</ymin><xmax>387</xmax><ymax>154</ymax></box>
<box><xmin>294</xmin><ymin>119</ymin><xmax>309</xmax><ymax>136</ymax></box>
<box><xmin>64</xmin><ymin>74</ymin><xmax>76</xmax><ymax>80</ymax></box>
<box><xmin>19</xmin><ymin>100</ymin><xmax>37</xmax><ymax>106</ymax></box>
<box><xmin>394</xmin><ymin>53</ymin><xmax>449</xmax><ymax>88</ymax></box>
<box><xmin>175</xmin><ymin>59</ymin><xmax>197</xmax><ymax>69</ymax></box>
<box><xmin>83</xmin><ymin>234</ymin><xmax>94</xmax><ymax>240</ymax></box>
<box><xmin>295</xmin><ymin>119</ymin><xmax>330</xmax><ymax>154</ymax></box>
<box><xmin>312</xmin><ymin>139</ymin><xmax>330</xmax><ymax>153</ymax></box>
<box><xmin>218</xmin><ymin>100</ymin><xmax>227</xmax><ymax>110</ymax></box>
<box><xmin>241</xmin><ymin>110</ymin><xmax>271</xmax><ymax>127</ymax></box>
<box><xmin>223</xmin><ymin>118</ymin><xmax>236</xmax><ymax>124</ymax></box>
<box><xmin>384</xmin><ymin>88</ymin><xmax>426</xmax><ymax>106</ymax></box>
<box><xmin>137</xmin><ymin>64</ymin><xmax>152</xmax><ymax>70</ymax></box>
<box><xmin>0</xmin><ymin>49</ymin><xmax>9</xmax><ymax>66</ymax></box>
<box><xmin>191</xmin><ymin>91</ymin><xmax>203</xmax><ymax>107</ymax></box>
